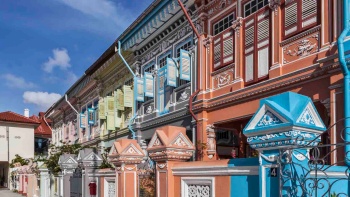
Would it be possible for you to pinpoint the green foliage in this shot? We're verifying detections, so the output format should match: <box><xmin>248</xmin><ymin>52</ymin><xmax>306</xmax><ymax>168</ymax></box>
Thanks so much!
<box><xmin>331</xmin><ymin>192</ymin><xmax>338</xmax><ymax>197</ymax></box>
<box><xmin>99</xmin><ymin>147</ymin><xmax>113</xmax><ymax>169</ymax></box>
<box><xmin>44</xmin><ymin>141</ymin><xmax>83</xmax><ymax>176</ymax></box>
<box><xmin>9</xmin><ymin>154</ymin><xmax>29</xmax><ymax>168</ymax></box>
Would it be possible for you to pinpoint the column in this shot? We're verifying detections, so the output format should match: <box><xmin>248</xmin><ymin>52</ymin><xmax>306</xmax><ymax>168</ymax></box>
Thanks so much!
<box><xmin>39</xmin><ymin>167</ymin><xmax>50</xmax><ymax>197</ymax></box>
<box><xmin>147</xmin><ymin>126</ymin><xmax>195</xmax><ymax>197</ymax></box>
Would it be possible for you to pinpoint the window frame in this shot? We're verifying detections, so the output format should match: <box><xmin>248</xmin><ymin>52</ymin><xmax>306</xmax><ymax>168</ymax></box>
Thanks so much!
<box><xmin>211</xmin><ymin>13</ymin><xmax>236</xmax><ymax>71</ymax></box>
<box><xmin>243</xmin><ymin>7</ymin><xmax>271</xmax><ymax>85</ymax></box>
<box><xmin>282</xmin><ymin>0</ymin><xmax>321</xmax><ymax>39</ymax></box>
<box><xmin>157</xmin><ymin>51</ymin><xmax>172</xmax><ymax>68</ymax></box>
<box><xmin>175</xmin><ymin>37</ymin><xmax>193</xmax><ymax>86</ymax></box>
<box><xmin>243</xmin><ymin>0</ymin><xmax>269</xmax><ymax>17</ymax></box>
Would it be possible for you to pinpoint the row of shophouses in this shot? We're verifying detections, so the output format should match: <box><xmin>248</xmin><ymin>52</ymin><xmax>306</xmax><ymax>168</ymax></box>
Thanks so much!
<box><xmin>13</xmin><ymin>0</ymin><xmax>350</xmax><ymax>196</ymax></box>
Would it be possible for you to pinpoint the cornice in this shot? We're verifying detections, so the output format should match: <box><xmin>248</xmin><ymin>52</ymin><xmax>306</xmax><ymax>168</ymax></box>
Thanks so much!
<box><xmin>193</xmin><ymin>62</ymin><xmax>339</xmax><ymax>112</ymax></box>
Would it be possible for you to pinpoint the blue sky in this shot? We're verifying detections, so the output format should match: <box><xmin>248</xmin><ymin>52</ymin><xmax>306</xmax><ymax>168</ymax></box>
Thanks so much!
<box><xmin>0</xmin><ymin>0</ymin><xmax>153</xmax><ymax>116</ymax></box>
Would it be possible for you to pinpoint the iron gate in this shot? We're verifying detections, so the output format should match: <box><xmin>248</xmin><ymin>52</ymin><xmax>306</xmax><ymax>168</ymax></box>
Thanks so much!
<box><xmin>278</xmin><ymin>121</ymin><xmax>350</xmax><ymax>197</ymax></box>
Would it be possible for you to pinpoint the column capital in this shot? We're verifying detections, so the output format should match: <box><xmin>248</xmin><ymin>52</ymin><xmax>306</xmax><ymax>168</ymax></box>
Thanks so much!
<box><xmin>108</xmin><ymin>139</ymin><xmax>145</xmax><ymax>166</ymax></box>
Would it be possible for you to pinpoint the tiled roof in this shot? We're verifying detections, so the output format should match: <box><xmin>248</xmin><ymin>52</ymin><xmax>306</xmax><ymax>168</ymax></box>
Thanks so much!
<box><xmin>30</xmin><ymin>113</ymin><xmax>52</xmax><ymax>137</ymax></box>
<box><xmin>0</xmin><ymin>111</ymin><xmax>40</xmax><ymax>125</ymax></box>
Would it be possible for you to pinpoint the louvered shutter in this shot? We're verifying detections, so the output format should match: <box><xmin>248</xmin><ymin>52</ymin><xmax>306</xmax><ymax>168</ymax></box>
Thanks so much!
<box><xmin>114</xmin><ymin>91</ymin><xmax>121</xmax><ymax>128</ymax></box>
<box><xmin>179</xmin><ymin>49</ymin><xmax>191</xmax><ymax>81</ymax></box>
<box><xmin>135</xmin><ymin>77</ymin><xmax>144</xmax><ymax>102</ymax></box>
<box><xmin>244</xmin><ymin>18</ymin><xmax>255</xmax><ymax>82</ymax></box>
<box><xmin>157</xmin><ymin>66</ymin><xmax>166</xmax><ymax>114</ymax></box>
<box><xmin>98</xmin><ymin>98</ymin><xmax>106</xmax><ymax>119</ymax></box>
<box><xmin>284</xmin><ymin>1</ymin><xmax>298</xmax><ymax>36</ymax></box>
<box><xmin>106</xmin><ymin>96</ymin><xmax>115</xmax><ymax>130</ymax></box>
<box><xmin>144</xmin><ymin>72</ymin><xmax>154</xmax><ymax>97</ymax></box>
<box><xmin>88</xmin><ymin>108</ymin><xmax>95</xmax><ymax>125</ymax></box>
<box><xmin>123</xmin><ymin>85</ymin><xmax>133</xmax><ymax>108</ymax></box>
<box><xmin>166</xmin><ymin>58</ymin><xmax>177</xmax><ymax>87</ymax></box>
<box><xmin>301</xmin><ymin>0</ymin><xmax>317</xmax><ymax>28</ymax></box>
<box><xmin>284</xmin><ymin>0</ymin><xmax>318</xmax><ymax>37</ymax></box>
<box><xmin>80</xmin><ymin>113</ymin><xmax>86</xmax><ymax>128</ymax></box>
<box><xmin>213</xmin><ymin>35</ymin><xmax>221</xmax><ymax>69</ymax></box>
<box><xmin>116</xmin><ymin>89</ymin><xmax>124</xmax><ymax>110</ymax></box>
<box><xmin>257</xmin><ymin>10</ymin><xmax>269</xmax><ymax>78</ymax></box>
<box><xmin>222</xmin><ymin>29</ymin><xmax>234</xmax><ymax>65</ymax></box>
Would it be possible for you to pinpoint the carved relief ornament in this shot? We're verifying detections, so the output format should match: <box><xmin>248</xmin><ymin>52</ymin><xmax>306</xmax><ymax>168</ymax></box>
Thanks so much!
<box><xmin>269</xmin><ymin>0</ymin><xmax>281</xmax><ymax>15</ymax></box>
<box><xmin>206</xmin><ymin>125</ymin><xmax>216</xmax><ymax>159</ymax></box>
<box><xmin>231</xmin><ymin>17</ymin><xmax>243</xmax><ymax>37</ymax></box>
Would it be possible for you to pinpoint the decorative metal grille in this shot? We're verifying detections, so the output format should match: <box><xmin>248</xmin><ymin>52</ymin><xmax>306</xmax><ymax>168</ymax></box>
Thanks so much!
<box><xmin>188</xmin><ymin>185</ymin><xmax>210</xmax><ymax>197</ymax></box>
<box><xmin>108</xmin><ymin>181</ymin><xmax>115</xmax><ymax>197</ymax></box>
<box><xmin>278</xmin><ymin>119</ymin><xmax>350</xmax><ymax>197</ymax></box>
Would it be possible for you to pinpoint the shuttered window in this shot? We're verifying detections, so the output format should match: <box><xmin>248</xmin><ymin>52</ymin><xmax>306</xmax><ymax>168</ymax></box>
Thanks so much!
<box><xmin>212</xmin><ymin>13</ymin><xmax>235</xmax><ymax>70</ymax></box>
<box><xmin>244</xmin><ymin>8</ymin><xmax>270</xmax><ymax>84</ymax></box>
<box><xmin>283</xmin><ymin>0</ymin><xmax>319</xmax><ymax>38</ymax></box>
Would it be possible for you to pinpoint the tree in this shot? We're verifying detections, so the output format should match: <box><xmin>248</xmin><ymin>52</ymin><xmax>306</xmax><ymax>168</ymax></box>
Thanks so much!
<box><xmin>44</xmin><ymin>141</ymin><xmax>83</xmax><ymax>176</ymax></box>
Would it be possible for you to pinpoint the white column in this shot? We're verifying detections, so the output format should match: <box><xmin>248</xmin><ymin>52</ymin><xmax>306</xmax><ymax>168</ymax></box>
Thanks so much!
<box><xmin>39</xmin><ymin>168</ymin><xmax>50</xmax><ymax>197</ymax></box>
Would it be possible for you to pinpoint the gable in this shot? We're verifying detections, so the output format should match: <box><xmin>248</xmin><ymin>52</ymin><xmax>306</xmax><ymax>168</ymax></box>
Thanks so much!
<box><xmin>109</xmin><ymin>144</ymin><xmax>118</xmax><ymax>155</ymax></box>
<box><xmin>148</xmin><ymin>133</ymin><xmax>164</xmax><ymax>148</ymax></box>
<box><xmin>64</xmin><ymin>156</ymin><xmax>77</xmax><ymax>164</ymax></box>
<box><xmin>121</xmin><ymin>143</ymin><xmax>143</xmax><ymax>155</ymax></box>
<box><xmin>245</xmin><ymin>104</ymin><xmax>290</xmax><ymax>131</ymax></box>
<box><xmin>296</xmin><ymin>102</ymin><xmax>325</xmax><ymax>129</ymax></box>
<box><xmin>169</xmin><ymin>132</ymin><xmax>193</xmax><ymax>148</ymax></box>
<box><xmin>83</xmin><ymin>152</ymin><xmax>102</xmax><ymax>161</ymax></box>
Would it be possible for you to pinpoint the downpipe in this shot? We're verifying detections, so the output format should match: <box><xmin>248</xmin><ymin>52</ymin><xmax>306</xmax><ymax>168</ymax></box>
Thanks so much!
<box><xmin>337</xmin><ymin>0</ymin><xmax>350</xmax><ymax>166</ymax></box>
<box><xmin>177</xmin><ymin>0</ymin><xmax>202</xmax><ymax>160</ymax></box>
<box><xmin>117</xmin><ymin>41</ymin><xmax>137</xmax><ymax>139</ymax></box>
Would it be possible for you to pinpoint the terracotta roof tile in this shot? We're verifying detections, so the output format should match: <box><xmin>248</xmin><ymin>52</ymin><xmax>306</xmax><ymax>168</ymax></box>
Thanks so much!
<box><xmin>30</xmin><ymin>114</ymin><xmax>52</xmax><ymax>137</ymax></box>
<box><xmin>0</xmin><ymin>111</ymin><xmax>40</xmax><ymax>125</ymax></box>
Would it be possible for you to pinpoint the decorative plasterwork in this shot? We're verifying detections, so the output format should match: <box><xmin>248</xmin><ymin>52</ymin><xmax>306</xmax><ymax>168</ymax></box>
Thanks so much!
<box><xmin>206</xmin><ymin>0</ymin><xmax>233</xmax><ymax>17</ymax></box>
<box><xmin>280</xmin><ymin>25</ymin><xmax>321</xmax><ymax>47</ymax></box>
<box><xmin>203</xmin><ymin>36</ymin><xmax>212</xmax><ymax>54</ymax></box>
<box><xmin>206</xmin><ymin>125</ymin><xmax>216</xmax><ymax>159</ymax></box>
<box><xmin>193</xmin><ymin>62</ymin><xmax>339</xmax><ymax>112</ymax></box>
<box><xmin>231</xmin><ymin>17</ymin><xmax>243</xmax><ymax>37</ymax></box>
<box><xmin>268</xmin><ymin>0</ymin><xmax>281</xmax><ymax>15</ymax></box>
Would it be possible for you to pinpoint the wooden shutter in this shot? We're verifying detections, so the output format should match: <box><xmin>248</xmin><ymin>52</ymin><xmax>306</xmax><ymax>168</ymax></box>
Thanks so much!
<box><xmin>116</xmin><ymin>89</ymin><xmax>124</xmax><ymax>111</ymax></box>
<box><xmin>284</xmin><ymin>0</ymin><xmax>318</xmax><ymax>37</ymax></box>
<box><xmin>106</xmin><ymin>96</ymin><xmax>115</xmax><ymax>130</ymax></box>
<box><xmin>244</xmin><ymin>18</ymin><xmax>255</xmax><ymax>83</ymax></box>
<box><xmin>213</xmin><ymin>35</ymin><xmax>222</xmax><ymax>69</ymax></box>
<box><xmin>257</xmin><ymin>10</ymin><xmax>270</xmax><ymax>79</ymax></box>
<box><xmin>114</xmin><ymin>91</ymin><xmax>121</xmax><ymax>128</ymax></box>
<box><xmin>284</xmin><ymin>1</ymin><xmax>298</xmax><ymax>36</ymax></box>
<box><xmin>213</xmin><ymin>29</ymin><xmax>234</xmax><ymax>70</ymax></box>
<box><xmin>98</xmin><ymin>98</ymin><xmax>106</xmax><ymax>119</ymax></box>
<box><xmin>244</xmin><ymin>8</ymin><xmax>270</xmax><ymax>83</ymax></box>
<box><xmin>123</xmin><ymin>85</ymin><xmax>133</xmax><ymax>108</ymax></box>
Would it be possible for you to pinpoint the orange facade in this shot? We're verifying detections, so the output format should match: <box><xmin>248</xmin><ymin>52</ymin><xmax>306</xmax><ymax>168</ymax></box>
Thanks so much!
<box><xmin>191</xmin><ymin>0</ymin><xmax>343</xmax><ymax>163</ymax></box>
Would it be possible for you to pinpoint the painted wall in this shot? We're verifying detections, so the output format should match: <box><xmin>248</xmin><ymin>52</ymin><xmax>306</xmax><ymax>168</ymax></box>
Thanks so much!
<box><xmin>0</xmin><ymin>124</ymin><xmax>34</xmax><ymax>162</ymax></box>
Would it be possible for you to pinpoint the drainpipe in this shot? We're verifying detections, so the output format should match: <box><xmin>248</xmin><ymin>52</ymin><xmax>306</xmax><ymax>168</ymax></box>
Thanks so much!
<box><xmin>43</xmin><ymin>111</ymin><xmax>53</xmax><ymax>132</ymax></box>
<box><xmin>177</xmin><ymin>0</ymin><xmax>203</xmax><ymax>160</ymax></box>
<box><xmin>65</xmin><ymin>94</ymin><xmax>79</xmax><ymax>114</ymax></box>
<box><xmin>338</xmin><ymin>0</ymin><xmax>350</xmax><ymax>166</ymax></box>
<box><xmin>117</xmin><ymin>41</ymin><xmax>137</xmax><ymax>139</ymax></box>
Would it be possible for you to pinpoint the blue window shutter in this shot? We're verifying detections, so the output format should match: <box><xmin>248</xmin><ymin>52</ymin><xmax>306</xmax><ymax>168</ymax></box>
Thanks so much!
<box><xmin>87</xmin><ymin>108</ymin><xmax>95</xmax><ymax>125</ymax></box>
<box><xmin>144</xmin><ymin>72</ymin><xmax>154</xmax><ymax>97</ymax></box>
<box><xmin>166</xmin><ymin>58</ymin><xmax>177</xmax><ymax>87</ymax></box>
<box><xmin>135</xmin><ymin>77</ymin><xmax>144</xmax><ymax>102</ymax></box>
<box><xmin>80</xmin><ymin>113</ymin><xmax>86</xmax><ymax>128</ymax></box>
<box><xmin>179</xmin><ymin>49</ymin><xmax>191</xmax><ymax>81</ymax></box>
<box><xmin>157</xmin><ymin>67</ymin><xmax>166</xmax><ymax>113</ymax></box>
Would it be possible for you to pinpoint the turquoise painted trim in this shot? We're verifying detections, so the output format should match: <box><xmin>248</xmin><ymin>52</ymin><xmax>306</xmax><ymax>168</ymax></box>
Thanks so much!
<box><xmin>117</xmin><ymin>41</ymin><xmax>136</xmax><ymax>139</ymax></box>
<box><xmin>80</xmin><ymin>113</ymin><xmax>86</xmax><ymax>128</ymax></box>
<box><xmin>179</xmin><ymin>49</ymin><xmax>191</xmax><ymax>81</ymax></box>
<box><xmin>144</xmin><ymin>72</ymin><xmax>154</xmax><ymax>98</ymax></box>
<box><xmin>157</xmin><ymin>66</ymin><xmax>168</xmax><ymax>115</ymax></box>
<box><xmin>338</xmin><ymin>0</ymin><xmax>350</xmax><ymax>166</ymax></box>
<box><xmin>157</xmin><ymin>50</ymin><xmax>173</xmax><ymax>66</ymax></box>
<box><xmin>87</xmin><ymin>108</ymin><xmax>95</xmax><ymax>125</ymax></box>
<box><xmin>134</xmin><ymin>77</ymin><xmax>145</xmax><ymax>102</ymax></box>
<box><xmin>166</xmin><ymin>57</ymin><xmax>177</xmax><ymax>87</ymax></box>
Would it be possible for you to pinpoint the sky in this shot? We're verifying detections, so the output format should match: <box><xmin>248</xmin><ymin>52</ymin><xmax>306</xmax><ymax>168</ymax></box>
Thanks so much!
<box><xmin>0</xmin><ymin>0</ymin><xmax>153</xmax><ymax>116</ymax></box>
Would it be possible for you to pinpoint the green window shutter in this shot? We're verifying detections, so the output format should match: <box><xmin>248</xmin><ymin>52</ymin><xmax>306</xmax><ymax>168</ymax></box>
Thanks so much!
<box><xmin>98</xmin><ymin>98</ymin><xmax>106</xmax><ymax>119</ymax></box>
<box><xmin>123</xmin><ymin>85</ymin><xmax>133</xmax><ymax>108</ymax></box>
<box><xmin>106</xmin><ymin>96</ymin><xmax>115</xmax><ymax>130</ymax></box>
<box><xmin>116</xmin><ymin>89</ymin><xmax>125</xmax><ymax>110</ymax></box>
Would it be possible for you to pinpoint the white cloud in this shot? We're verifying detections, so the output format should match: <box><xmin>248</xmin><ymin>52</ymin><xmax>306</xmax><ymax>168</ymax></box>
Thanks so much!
<box><xmin>23</xmin><ymin>91</ymin><xmax>61</xmax><ymax>110</ymax></box>
<box><xmin>58</xmin><ymin>0</ymin><xmax>134</xmax><ymax>29</ymax></box>
<box><xmin>43</xmin><ymin>48</ymin><xmax>71</xmax><ymax>73</ymax></box>
<box><xmin>1</xmin><ymin>74</ymin><xmax>36</xmax><ymax>89</ymax></box>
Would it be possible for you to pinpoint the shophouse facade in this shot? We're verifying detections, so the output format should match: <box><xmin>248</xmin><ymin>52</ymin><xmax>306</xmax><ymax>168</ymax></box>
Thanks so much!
<box><xmin>189</xmin><ymin>0</ymin><xmax>343</xmax><ymax>163</ymax></box>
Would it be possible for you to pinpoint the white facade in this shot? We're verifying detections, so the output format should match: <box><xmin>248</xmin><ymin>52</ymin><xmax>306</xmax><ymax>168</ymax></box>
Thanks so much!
<box><xmin>0</xmin><ymin>124</ymin><xmax>35</xmax><ymax>162</ymax></box>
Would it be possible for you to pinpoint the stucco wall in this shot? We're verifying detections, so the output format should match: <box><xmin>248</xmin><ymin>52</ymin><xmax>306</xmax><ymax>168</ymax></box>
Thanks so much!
<box><xmin>0</xmin><ymin>124</ymin><xmax>34</xmax><ymax>162</ymax></box>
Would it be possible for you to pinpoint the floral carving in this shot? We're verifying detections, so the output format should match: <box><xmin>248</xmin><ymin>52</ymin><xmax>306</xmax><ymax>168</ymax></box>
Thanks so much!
<box><xmin>231</xmin><ymin>17</ymin><xmax>243</xmax><ymax>37</ymax></box>
<box><xmin>206</xmin><ymin>125</ymin><xmax>216</xmax><ymax>159</ymax></box>
<box><xmin>286</xmin><ymin>39</ymin><xmax>317</xmax><ymax>57</ymax></box>
<box><xmin>146</xmin><ymin>105</ymin><xmax>153</xmax><ymax>114</ymax></box>
<box><xmin>179</xmin><ymin>91</ymin><xmax>189</xmax><ymax>101</ymax></box>
<box><xmin>283</xmin><ymin>34</ymin><xmax>319</xmax><ymax>63</ymax></box>
<box><xmin>269</xmin><ymin>0</ymin><xmax>281</xmax><ymax>15</ymax></box>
